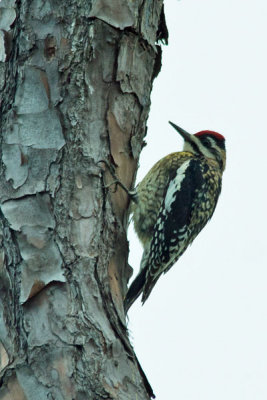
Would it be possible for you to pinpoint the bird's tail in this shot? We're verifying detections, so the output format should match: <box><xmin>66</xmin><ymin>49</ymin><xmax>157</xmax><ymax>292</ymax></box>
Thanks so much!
<box><xmin>141</xmin><ymin>272</ymin><xmax>161</xmax><ymax>305</ymax></box>
<box><xmin>124</xmin><ymin>268</ymin><xmax>147</xmax><ymax>313</ymax></box>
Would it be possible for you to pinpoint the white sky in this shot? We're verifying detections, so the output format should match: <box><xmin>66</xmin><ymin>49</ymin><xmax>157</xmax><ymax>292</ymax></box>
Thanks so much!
<box><xmin>127</xmin><ymin>1</ymin><xmax>267</xmax><ymax>399</ymax></box>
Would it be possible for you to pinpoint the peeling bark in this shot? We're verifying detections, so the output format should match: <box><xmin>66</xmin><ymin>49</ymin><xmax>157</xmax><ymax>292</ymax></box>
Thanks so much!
<box><xmin>0</xmin><ymin>0</ymin><xmax>168</xmax><ymax>398</ymax></box>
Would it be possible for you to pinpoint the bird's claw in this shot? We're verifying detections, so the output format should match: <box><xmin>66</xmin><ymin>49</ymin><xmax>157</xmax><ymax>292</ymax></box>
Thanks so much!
<box><xmin>98</xmin><ymin>159</ymin><xmax>138</xmax><ymax>203</ymax></box>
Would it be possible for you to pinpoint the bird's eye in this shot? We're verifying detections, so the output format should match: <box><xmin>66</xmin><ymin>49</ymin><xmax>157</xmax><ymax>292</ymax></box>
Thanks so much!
<box><xmin>201</xmin><ymin>138</ymin><xmax>211</xmax><ymax>147</ymax></box>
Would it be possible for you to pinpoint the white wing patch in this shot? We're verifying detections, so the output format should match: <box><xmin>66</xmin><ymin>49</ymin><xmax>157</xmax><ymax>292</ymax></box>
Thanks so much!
<box><xmin>164</xmin><ymin>159</ymin><xmax>192</xmax><ymax>213</ymax></box>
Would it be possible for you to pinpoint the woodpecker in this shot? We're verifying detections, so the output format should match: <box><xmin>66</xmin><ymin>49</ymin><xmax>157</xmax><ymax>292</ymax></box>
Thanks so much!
<box><xmin>124</xmin><ymin>122</ymin><xmax>226</xmax><ymax>313</ymax></box>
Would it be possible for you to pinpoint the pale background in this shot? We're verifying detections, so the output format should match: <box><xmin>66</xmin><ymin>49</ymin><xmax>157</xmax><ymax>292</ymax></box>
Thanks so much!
<box><xmin>127</xmin><ymin>0</ymin><xmax>267</xmax><ymax>399</ymax></box>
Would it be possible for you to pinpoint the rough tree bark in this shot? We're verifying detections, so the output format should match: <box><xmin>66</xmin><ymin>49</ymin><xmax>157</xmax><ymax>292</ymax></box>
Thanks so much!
<box><xmin>0</xmin><ymin>1</ymin><xmax>168</xmax><ymax>399</ymax></box>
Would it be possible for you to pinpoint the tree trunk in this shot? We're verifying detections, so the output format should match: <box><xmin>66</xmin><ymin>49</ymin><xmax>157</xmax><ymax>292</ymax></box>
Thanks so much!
<box><xmin>0</xmin><ymin>0</ymin><xmax>168</xmax><ymax>399</ymax></box>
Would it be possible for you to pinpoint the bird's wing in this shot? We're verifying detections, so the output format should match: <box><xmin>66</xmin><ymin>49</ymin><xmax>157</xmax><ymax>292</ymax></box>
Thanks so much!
<box><xmin>142</xmin><ymin>158</ymin><xmax>205</xmax><ymax>302</ymax></box>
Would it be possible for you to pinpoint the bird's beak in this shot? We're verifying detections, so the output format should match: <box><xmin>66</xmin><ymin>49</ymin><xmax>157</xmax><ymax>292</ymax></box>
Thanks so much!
<box><xmin>168</xmin><ymin>121</ymin><xmax>194</xmax><ymax>144</ymax></box>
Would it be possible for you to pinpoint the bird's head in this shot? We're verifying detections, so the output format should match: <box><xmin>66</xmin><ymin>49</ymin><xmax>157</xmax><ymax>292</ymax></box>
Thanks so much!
<box><xmin>169</xmin><ymin>121</ymin><xmax>226</xmax><ymax>171</ymax></box>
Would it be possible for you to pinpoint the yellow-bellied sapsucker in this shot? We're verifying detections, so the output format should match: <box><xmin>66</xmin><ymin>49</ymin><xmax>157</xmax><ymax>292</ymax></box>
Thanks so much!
<box><xmin>124</xmin><ymin>122</ymin><xmax>226</xmax><ymax>313</ymax></box>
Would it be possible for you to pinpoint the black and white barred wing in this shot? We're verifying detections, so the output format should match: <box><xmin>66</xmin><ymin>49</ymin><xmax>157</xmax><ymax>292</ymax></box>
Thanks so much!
<box><xmin>142</xmin><ymin>158</ymin><xmax>205</xmax><ymax>302</ymax></box>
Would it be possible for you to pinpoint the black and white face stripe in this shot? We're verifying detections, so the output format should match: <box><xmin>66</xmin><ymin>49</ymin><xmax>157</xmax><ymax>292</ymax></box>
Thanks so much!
<box><xmin>199</xmin><ymin>136</ymin><xmax>220</xmax><ymax>158</ymax></box>
<box><xmin>183</xmin><ymin>134</ymin><xmax>225</xmax><ymax>168</ymax></box>
<box><xmin>198</xmin><ymin>134</ymin><xmax>225</xmax><ymax>150</ymax></box>
<box><xmin>198</xmin><ymin>135</ymin><xmax>226</xmax><ymax>168</ymax></box>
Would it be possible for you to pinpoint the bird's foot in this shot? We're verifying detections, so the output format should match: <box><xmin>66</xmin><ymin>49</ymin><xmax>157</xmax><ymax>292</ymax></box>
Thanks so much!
<box><xmin>98</xmin><ymin>160</ymin><xmax>138</xmax><ymax>203</ymax></box>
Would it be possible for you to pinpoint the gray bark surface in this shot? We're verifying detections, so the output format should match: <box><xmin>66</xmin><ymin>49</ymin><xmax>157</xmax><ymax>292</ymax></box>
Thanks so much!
<box><xmin>0</xmin><ymin>1</ymin><xmax>168</xmax><ymax>398</ymax></box>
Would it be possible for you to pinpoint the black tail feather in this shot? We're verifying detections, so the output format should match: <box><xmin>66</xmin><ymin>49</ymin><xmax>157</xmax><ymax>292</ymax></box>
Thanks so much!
<box><xmin>141</xmin><ymin>273</ymin><xmax>161</xmax><ymax>305</ymax></box>
<box><xmin>124</xmin><ymin>268</ymin><xmax>146</xmax><ymax>313</ymax></box>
